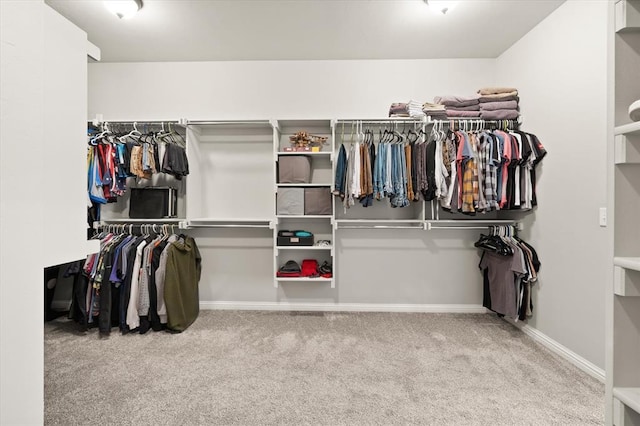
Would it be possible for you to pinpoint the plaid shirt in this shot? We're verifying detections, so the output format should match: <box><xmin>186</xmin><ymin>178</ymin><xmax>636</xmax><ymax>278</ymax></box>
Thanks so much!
<box><xmin>479</xmin><ymin>133</ymin><xmax>499</xmax><ymax>212</ymax></box>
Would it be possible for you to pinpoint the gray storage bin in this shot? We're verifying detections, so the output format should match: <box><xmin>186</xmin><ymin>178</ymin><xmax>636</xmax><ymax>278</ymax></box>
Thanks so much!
<box><xmin>304</xmin><ymin>187</ymin><xmax>332</xmax><ymax>215</ymax></box>
<box><xmin>277</xmin><ymin>188</ymin><xmax>304</xmax><ymax>215</ymax></box>
<box><xmin>278</xmin><ymin>155</ymin><xmax>311</xmax><ymax>183</ymax></box>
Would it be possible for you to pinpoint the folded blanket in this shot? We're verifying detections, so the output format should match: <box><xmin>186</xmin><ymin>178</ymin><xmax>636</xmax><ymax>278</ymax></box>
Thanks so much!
<box><xmin>422</xmin><ymin>102</ymin><xmax>446</xmax><ymax>111</ymax></box>
<box><xmin>446</xmin><ymin>110</ymin><xmax>481</xmax><ymax>118</ymax></box>
<box><xmin>478</xmin><ymin>92</ymin><xmax>519</xmax><ymax>102</ymax></box>
<box><xmin>478</xmin><ymin>87</ymin><xmax>518</xmax><ymax>95</ymax></box>
<box><xmin>445</xmin><ymin>104</ymin><xmax>481</xmax><ymax>112</ymax></box>
<box><xmin>479</xmin><ymin>100</ymin><xmax>519</xmax><ymax>111</ymax></box>
<box><xmin>433</xmin><ymin>95</ymin><xmax>480</xmax><ymax>107</ymax></box>
<box><xmin>426</xmin><ymin>111</ymin><xmax>448</xmax><ymax>119</ymax></box>
<box><xmin>480</xmin><ymin>109</ymin><xmax>519</xmax><ymax>120</ymax></box>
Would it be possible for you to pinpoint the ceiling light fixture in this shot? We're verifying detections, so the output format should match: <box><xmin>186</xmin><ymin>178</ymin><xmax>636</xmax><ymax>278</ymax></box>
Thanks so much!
<box><xmin>423</xmin><ymin>0</ymin><xmax>457</xmax><ymax>15</ymax></box>
<box><xmin>104</xmin><ymin>0</ymin><xmax>143</xmax><ymax>19</ymax></box>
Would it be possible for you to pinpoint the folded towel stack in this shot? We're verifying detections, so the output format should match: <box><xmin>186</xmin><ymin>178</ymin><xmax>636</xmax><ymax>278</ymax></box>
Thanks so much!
<box><xmin>477</xmin><ymin>87</ymin><xmax>520</xmax><ymax>120</ymax></box>
<box><xmin>389</xmin><ymin>100</ymin><xmax>426</xmax><ymax>118</ymax></box>
<box><xmin>422</xmin><ymin>102</ymin><xmax>446</xmax><ymax>119</ymax></box>
<box><xmin>431</xmin><ymin>95</ymin><xmax>480</xmax><ymax>119</ymax></box>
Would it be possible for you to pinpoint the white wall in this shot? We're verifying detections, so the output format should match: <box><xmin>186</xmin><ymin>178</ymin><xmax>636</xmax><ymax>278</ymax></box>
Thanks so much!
<box><xmin>88</xmin><ymin>59</ymin><xmax>497</xmax><ymax>309</ymax></box>
<box><xmin>1</xmin><ymin>1</ymin><xmax>45</xmax><ymax>424</ymax></box>
<box><xmin>88</xmin><ymin>59</ymin><xmax>495</xmax><ymax>120</ymax></box>
<box><xmin>2</xmin><ymin>2</ymin><xmax>92</xmax><ymax>423</ymax></box>
<box><xmin>496</xmin><ymin>0</ymin><xmax>610</xmax><ymax>369</ymax></box>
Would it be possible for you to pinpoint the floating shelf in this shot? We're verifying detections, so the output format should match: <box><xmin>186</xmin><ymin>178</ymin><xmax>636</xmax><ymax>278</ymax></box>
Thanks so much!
<box><xmin>614</xmin><ymin>257</ymin><xmax>640</xmax><ymax>272</ymax></box>
<box><xmin>613</xmin><ymin>387</ymin><xmax>640</xmax><ymax>415</ymax></box>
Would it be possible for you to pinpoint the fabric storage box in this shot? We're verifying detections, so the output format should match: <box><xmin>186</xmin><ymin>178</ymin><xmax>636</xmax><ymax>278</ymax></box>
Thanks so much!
<box><xmin>129</xmin><ymin>187</ymin><xmax>178</xmax><ymax>218</ymax></box>
<box><xmin>278</xmin><ymin>155</ymin><xmax>311</xmax><ymax>183</ymax></box>
<box><xmin>277</xmin><ymin>230</ymin><xmax>314</xmax><ymax>246</ymax></box>
<box><xmin>276</xmin><ymin>188</ymin><xmax>304</xmax><ymax>215</ymax></box>
<box><xmin>304</xmin><ymin>187</ymin><xmax>332</xmax><ymax>215</ymax></box>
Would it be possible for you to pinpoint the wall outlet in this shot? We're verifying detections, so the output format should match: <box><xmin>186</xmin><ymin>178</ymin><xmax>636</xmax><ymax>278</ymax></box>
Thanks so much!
<box><xmin>599</xmin><ymin>207</ymin><xmax>607</xmax><ymax>227</ymax></box>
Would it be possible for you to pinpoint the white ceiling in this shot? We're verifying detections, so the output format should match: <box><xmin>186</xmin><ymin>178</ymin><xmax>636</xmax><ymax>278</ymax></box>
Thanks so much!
<box><xmin>46</xmin><ymin>0</ymin><xmax>565</xmax><ymax>63</ymax></box>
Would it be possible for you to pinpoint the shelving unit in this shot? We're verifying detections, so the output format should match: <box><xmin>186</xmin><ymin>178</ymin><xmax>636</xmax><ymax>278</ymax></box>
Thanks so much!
<box><xmin>273</xmin><ymin>119</ymin><xmax>336</xmax><ymax>288</ymax></box>
<box><xmin>608</xmin><ymin>2</ymin><xmax>640</xmax><ymax>424</ymax></box>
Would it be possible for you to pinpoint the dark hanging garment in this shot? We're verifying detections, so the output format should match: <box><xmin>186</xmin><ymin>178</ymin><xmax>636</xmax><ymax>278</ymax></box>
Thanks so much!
<box><xmin>164</xmin><ymin>236</ymin><xmax>202</xmax><ymax>332</ymax></box>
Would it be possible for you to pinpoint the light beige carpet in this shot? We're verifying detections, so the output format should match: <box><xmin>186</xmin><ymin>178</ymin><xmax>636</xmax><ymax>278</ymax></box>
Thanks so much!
<box><xmin>44</xmin><ymin>311</ymin><xmax>603</xmax><ymax>425</ymax></box>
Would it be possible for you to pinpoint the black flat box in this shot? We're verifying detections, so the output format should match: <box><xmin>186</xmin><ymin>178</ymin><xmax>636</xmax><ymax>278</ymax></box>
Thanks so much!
<box><xmin>277</xmin><ymin>230</ymin><xmax>314</xmax><ymax>246</ymax></box>
<box><xmin>129</xmin><ymin>187</ymin><xmax>178</xmax><ymax>219</ymax></box>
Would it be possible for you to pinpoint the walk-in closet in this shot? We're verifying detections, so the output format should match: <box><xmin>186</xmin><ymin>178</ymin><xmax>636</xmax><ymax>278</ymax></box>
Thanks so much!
<box><xmin>1</xmin><ymin>1</ymin><xmax>638</xmax><ymax>425</ymax></box>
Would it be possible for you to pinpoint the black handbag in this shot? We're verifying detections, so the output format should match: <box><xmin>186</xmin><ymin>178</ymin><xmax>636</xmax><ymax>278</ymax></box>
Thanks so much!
<box><xmin>129</xmin><ymin>187</ymin><xmax>178</xmax><ymax>219</ymax></box>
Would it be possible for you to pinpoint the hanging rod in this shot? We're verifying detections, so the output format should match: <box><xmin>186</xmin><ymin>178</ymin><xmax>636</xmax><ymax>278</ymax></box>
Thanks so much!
<box><xmin>425</xmin><ymin>221</ymin><xmax>523</xmax><ymax>231</ymax></box>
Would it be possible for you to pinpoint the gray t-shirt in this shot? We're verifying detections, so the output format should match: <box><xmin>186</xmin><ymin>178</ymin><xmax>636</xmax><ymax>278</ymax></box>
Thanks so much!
<box><xmin>480</xmin><ymin>250</ymin><xmax>526</xmax><ymax>319</ymax></box>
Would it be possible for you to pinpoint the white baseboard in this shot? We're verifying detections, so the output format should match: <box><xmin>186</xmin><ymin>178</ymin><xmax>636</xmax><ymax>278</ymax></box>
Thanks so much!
<box><xmin>510</xmin><ymin>320</ymin><xmax>605</xmax><ymax>383</ymax></box>
<box><xmin>200</xmin><ymin>301</ymin><xmax>488</xmax><ymax>314</ymax></box>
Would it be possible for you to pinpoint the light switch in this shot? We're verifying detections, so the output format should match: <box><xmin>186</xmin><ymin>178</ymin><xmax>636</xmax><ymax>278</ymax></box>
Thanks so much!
<box><xmin>599</xmin><ymin>207</ymin><xmax>607</xmax><ymax>227</ymax></box>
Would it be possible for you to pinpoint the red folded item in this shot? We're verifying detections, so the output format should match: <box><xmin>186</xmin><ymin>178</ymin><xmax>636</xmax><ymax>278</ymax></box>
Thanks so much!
<box><xmin>301</xmin><ymin>259</ymin><xmax>319</xmax><ymax>277</ymax></box>
<box><xmin>276</xmin><ymin>271</ymin><xmax>301</xmax><ymax>277</ymax></box>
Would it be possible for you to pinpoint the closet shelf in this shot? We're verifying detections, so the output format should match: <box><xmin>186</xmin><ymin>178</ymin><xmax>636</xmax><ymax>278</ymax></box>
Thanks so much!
<box><xmin>276</xmin><ymin>277</ymin><xmax>333</xmax><ymax>282</ymax></box>
<box><xmin>613</xmin><ymin>387</ymin><xmax>640</xmax><ymax>415</ymax></box>
<box><xmin>277</xmin><ymin>151</ymin><xmax>332</xmax><ymax>156</ymax></box>
<box><xmin>96</xmin><ymin>218</ymin><xmax>185</xmax><ymax>224</ymax></box>
<box><xmin>277</xmin><ymin>183</ymin><xmax>331</xmax><ymax>187</ymax></box>
<box><xmin>185</xmin><ymin>218</ymin><xmax>273</xmax><ymax>228</ymax></box>
<box><xmin>335</xmin><ymin>219</ymin><xmax>423</xmax><ymax>223</ymax></box>
<box><xmin>614</xmin><ymin>121</ymin><xmax>640</xmax><ymax>136</ymax></box>
<box><xmin>276</xmin><ymin>215</ymin><xmax>332</xmax><ymax>219</ymax></box>
<box><xmin>614</xmin><ymin>257</ymin><xmax>640</xmax><ymax>272</ymax></box>
<box><xmin>276</xmin><ymin>246</ymin><xmax>332</xmax><ymax>250</ymax></box>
